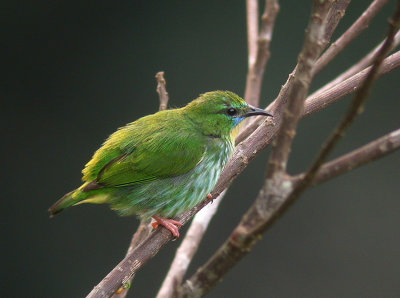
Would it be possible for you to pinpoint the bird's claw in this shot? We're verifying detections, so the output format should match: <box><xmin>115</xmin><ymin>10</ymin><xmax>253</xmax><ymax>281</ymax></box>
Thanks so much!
<box><xmin>152</xmin><ymin>216</ymin><xmax>182</xmax><ymax>238</ymax></box>
<box><xmin>207</xmin><ymin>193</ymin><xmax>213</xmax><ymax>203</ymax></box>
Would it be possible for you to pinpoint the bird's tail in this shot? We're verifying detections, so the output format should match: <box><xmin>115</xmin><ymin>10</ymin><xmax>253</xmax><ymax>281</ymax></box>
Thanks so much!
<box><xmin>49</xmin><ymin>185</ymin><xmax>111</xmax><ymax>217</ymax></box>
<box><xmin>49</xmin><ymin>190</ymin><xmax>82</xmax><ymax>217</ymax></box>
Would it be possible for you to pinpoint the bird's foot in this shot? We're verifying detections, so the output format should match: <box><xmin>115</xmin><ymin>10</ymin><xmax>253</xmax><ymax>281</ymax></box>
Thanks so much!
<box><xmin>152</xmin><ymin>216</ymin><xmax>182</xmax><ymax>238</ymax></box>
<box><xmin>207</xmin><ymin>193</ymin><xmax>213</xmax><ymax>203</ymax></box>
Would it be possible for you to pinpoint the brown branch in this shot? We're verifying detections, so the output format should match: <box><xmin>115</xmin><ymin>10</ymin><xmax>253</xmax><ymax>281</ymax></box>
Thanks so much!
<box><xmin>178</xmin><ymin>127</ymin><xmax>400</xmax><ymax>298</ymax></box>
<box><xmin>156</xmin><ymin>191</ymin><xmax>226</xmax><ymax>298</ymax></box>
<box><xmin>111</xmin><ymin>219</ymin><xmax>152</xmax><ymax>297</ymax></box>
<box><xmin>229</xmin><ymin>51</ymin><xmax>400</xmax><ymax>200</ymax></box>
<box><xmin>239</xmin><ymin>0</ymin><xmax>348</xmax><ymax>134</ymax></box>
<box><xmin>236</xmin><ymin>38</ymin><xmax>400</xmax><ymax>145</ymax></box>
<box><xmin>86</xmin><ymin>5</ymin><xmax>400</xmax><ymax>298</ymax></box>
<box><xmin>85</xmin><ymin>49</ymin><xmax>400</xmax><ymax>298</ymax></box>
<box><xmin>314</xmin><ymin>0</ymin><xmax>388</xmax><ymax>75</ymax></box>
<box><xmin>111</xmin><ymin>72</ymin><xmax>170</xmax><ymax>298</ymax></box>
<box><xmin>265</xmin><ymin>0</ymin><xmax>332</xmax><ymax>176</ymax></box>
<box><xmin>176</xmin><ymin>1</ymin><xmax>334</xmax><ymax>296</ymax></box>
<box><xmin>236</xmin><ymin>0</ymin><xmax>350</xmax><ymax>143</ymax></box>
<box><xmin>292</xmin><ymin>1</ymin><xmax>400</xmax><ymax>199</ymax></box>
<box><xmin>176</xmin><ymin>4</ymin><xmax>400</xmax><ymax>297</ymax></box>
<box><xmin>246</xmin><ymin>0</ymin><xmax>259</xmax><ymax>69</ymax></box>
<box><xmin>292</xmin><ymin>128</ymin><xmax>400</xmax><ymax>186</ymax></box>
<box><xmin>311</xmin><ymin>30</ymin><xmax>400</xmax><ymax>100</ymax></box>
<box><xmin>155</xmin><ymin>5</ymin><xmax>280</xmax><ymax>295</ymax></box>
<box><xmin>244</xmin><ymin>0</ymin><xmax>279</xmax><ymax>107</ymax></box>
<box><xmin>322</xmin><ymin>0</ymin><xmax>351</xmax><ymax>48</ymax></box>
<box><xmin>156</xmin><ymin>71</ymin><xmax>169</xmax><ymax>111</ymax></box>
<box><xmin>157</xmin><ymin>3</ymin><xmax>279</xmax><ymax>296</ymax></box>
<box><xmin>304</xmin><ymin>50</ymin><xmax>400</xmax><ymax>117</ymax></box>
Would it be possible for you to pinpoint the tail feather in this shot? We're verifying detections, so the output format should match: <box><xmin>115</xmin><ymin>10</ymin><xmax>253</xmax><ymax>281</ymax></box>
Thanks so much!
<box><xmin>49</xmin><ymin>190</ymin><xmax>78</xmax><ymax>217</ymax></box>
<box><xmin>49</xmin><ymin>185</ymin><xmax>110</xmax><ymax>217</ymax></box>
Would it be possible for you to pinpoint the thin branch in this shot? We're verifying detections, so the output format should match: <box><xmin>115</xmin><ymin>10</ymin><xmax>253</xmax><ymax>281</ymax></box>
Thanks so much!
<box><xmin>85</xmin><ymin>49</ymin><xmax>400</xmax><ymax>298</ymax></box>
<box><xmin>86</xmin><ymin>5</ymin><xmax>400</xmax><ymax>298</ymax></box>
<box><xmin>236</xmin><ymin>37</ymin><xmax>400</xmax><ymax>145</ymax></box>
<box><xmin>244</xmin><ymin>0</ymin><xmax>279</xmax><ymax>107</ymax></box>
<box><xmin>111</xmin><ymin>219</ymin><xmax>152</xmax><ymax>297</ymax></box>
<box><xmin>239</xmin><ymin>0</ymin><xmax>349</xmax><ymax>134</ymax></box>
<box><xmin>176</xmin><ymin>4</ymin><xmax>400</xmax><ymax>297</ymax></box>
<box><xmin>111</xmin><ymin>72</ymin><xmax>170</xmax><ymax>298</ymax></box>
<box><xmin>304</xmin><ymin>50</ymin><xmax>400</xmax><ymax>117</ymax></box>
<box><xmin>229</xmin><ymin>51</ymin><xmax>400</xmax><ymax>199</ymax></box>
<box><xmin>322</xmin><ymin>0</ymin><xmax>351</xmax><ymax>48</ymax></box>
<box><xmin>292</xmin><ymin>1</ymin><xmax>400</xmax><ymax>199</ymax></box>
<box><xmin>156</xmin><ymin>71</ymin><xmax>169</xmax><ymax>111</ymax></box>
<box><xmin>311</xmin><ymin>30</ymin><xmax>400</xmax><ymax>100</ymax></box>
<box><xmin>246</xmin><ymin>0</ymin><xmax>259</xmax><ymax>68</ymax></box>
<box><xmin>236</xmin><ymin>0</ymin><xmax>350</xmax><ymax>143</ymax></box>
<box><xmin>156</xmin><ymin>191</ymin><xmax>226</xmax><ymax>298</ymax></box>
<box><xmin>292</xmin><ymin>128</ymin><xmax>400</xmax><ymax>186</ymax></box>
<box><xmin>204</xmin><ymin>52</ymin><xmax>400</xmax><ymax>228</ymax></box>
<box><xmin>266</xmin><ymin>0</ymin><xmax>332</xmax><ymax>176</ymax></box>
<box><xmin>156</xmin><ymin>3</ymin><xmax>279</xmax><ymax>295</ymax></box>
<box><xmin>156</xmin><ymin>3</ymin><xmax>280</xmax><ymax>296</ymax></box>
<box><xmin>177</xmin><ymin>128</ymin><xmax>400</xmax><ymax>298</ymax></box>
<box><xmin>176</xmin><ymin>1</ymin><xmax>334</xmax><ymax>296</ymax></box>
<box><xmin>314</xmin><ymin>0</ymin><xmax>388</xmax><ymax>75</ymax></box>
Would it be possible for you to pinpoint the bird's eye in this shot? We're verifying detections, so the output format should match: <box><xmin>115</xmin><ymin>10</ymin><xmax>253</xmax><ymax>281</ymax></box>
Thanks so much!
<box><xmin>226</xmin><ymin>108</ymin><xmax>237</xmax><ymax>116</ymax></box>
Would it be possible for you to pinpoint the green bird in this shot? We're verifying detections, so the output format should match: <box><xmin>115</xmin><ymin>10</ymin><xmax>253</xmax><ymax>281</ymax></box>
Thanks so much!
<box><xmin>49</xmin><ymin>91</ymin><xmax>271</xmax><ymax>237</ymax></box>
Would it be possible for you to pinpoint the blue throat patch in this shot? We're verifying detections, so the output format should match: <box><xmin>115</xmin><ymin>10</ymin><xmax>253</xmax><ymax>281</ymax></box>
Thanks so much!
<box><xmin>232</xmin><ymin>117</ymin><xmax>245</xmax><ymax>127</ymax></box>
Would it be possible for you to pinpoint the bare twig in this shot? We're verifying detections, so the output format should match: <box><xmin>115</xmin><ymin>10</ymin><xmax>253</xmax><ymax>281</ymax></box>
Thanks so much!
<box><xmin>176</xmin><ymin>4</ymin><xmax>400</xmax><ymax>297</ymax></box>
<box><xmin>314</xmin><ymin>0</ymin><xmax>388</xmax><ymax>75</ymax></box>
<box><xmin>157</xmin><ymin>3</ymin><xmax>280</xmax><ymax>296</ymax></box>
<box><xmin>156</xmin><ymin>191</ymin><xmax>226</xmax><ymax>298</ymax></box>
<box><xmin>322</xmin><ymin>0</ymin><xmax>351</xmax><ymax>48</ymax></box>
<box><xmin>86</xmin><ymin>4</ymin><xmax>400</xmax><ymax>298</ymax></box>
<box><xmin>111</xmin><ymin>72</ymin><xmax>170</xmax><ymax>298</ymax></box>
<box><xmin>85</xmin><ymin>49</ymin><xmax>400</xmax><ymax>298</ymax></box>
<box><xmin>304</xmin><ymin>50</ymin><xmax>400</xmax><ymax>116</ymax></box>
<box><xmin>266</xmin><ymin>0</ymin><xmax>332</xmax><ymax>176</ymax></box>
<box><xmin>244</xmin><ymin>0</ymin><xmax>279</xmax><ymax>107</ymax></box>
<box><xmin>156</xmin><ymin>72</ymin><xmax>169</xmax><ymax>111</ymax></box>
<box><xmin>311</xmin><ymin>30</ymin><xmax>400</xmax><ymax>99</ymax></box>
<box><xmin>176</xmin><ymin>1</ymin><xmax>334</xmax><ymax>296</ymax></box>
<box><xmin>176</xmin><ymin>127</ymin><xmax>400</xmax><ymax>298</ymax></box>
<box><xmin>240</xmin><ymin>0</ymin><xmax>349</xmax><ymax>134</ymax></box>
<box><xmin>292</xmin><ymin>128</ymin><xmax>400</xmax><ymax>185</ymax></box>
<box><xmin>246</xmin><ymin>0</ymin><xmax>259</xmax><ymax>68</ymax></box>
<box><xmin>236</xmin><ymin>43</ymin><xmax>400</xmax><ymax>144</ymax></box>
<box><xmin>292</xmin><ymin>1</ymin><xmax>400</xmax><ymax>199</ymax></box>
<box><xmin>205</xmin><ymin>51</ymin><xmax>400</xmax><ymax>225</ymax></box>
<box><xmin>111</xmin><ymin>219</ymin><xmax>152</xmax><ymax>297</ymax></box>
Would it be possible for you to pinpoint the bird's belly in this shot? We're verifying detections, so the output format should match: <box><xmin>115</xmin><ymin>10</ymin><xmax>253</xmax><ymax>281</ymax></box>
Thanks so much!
<box><xmin>110</xmin><ymin>141</ymin><xmax>233</xmax><ymax>218</ymax></box>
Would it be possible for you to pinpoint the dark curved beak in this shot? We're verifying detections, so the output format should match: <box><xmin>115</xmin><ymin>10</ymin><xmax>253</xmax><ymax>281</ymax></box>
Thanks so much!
<box><xmin>243</xmin><ymin>105</ymin><xmax>273</xmax><ymax>118</ymax></box>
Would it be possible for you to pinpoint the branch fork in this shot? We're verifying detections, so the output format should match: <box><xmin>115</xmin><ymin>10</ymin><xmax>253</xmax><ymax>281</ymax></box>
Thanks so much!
<box><xmin>86</xmin><ymin>1</ymin><xmax>400</xmax><ymax>297</ymax></box>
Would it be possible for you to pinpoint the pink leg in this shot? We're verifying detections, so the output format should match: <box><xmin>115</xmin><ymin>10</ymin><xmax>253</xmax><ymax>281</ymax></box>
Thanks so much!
<box><xmin>152</xmin><ymin>216</ymin><xmax>182</xmax><ymax>238</ymax></box>
<box><xmin>207</xmin><ymin>193</ymin><xmax>214</xmax><ymax>203</ymax></box>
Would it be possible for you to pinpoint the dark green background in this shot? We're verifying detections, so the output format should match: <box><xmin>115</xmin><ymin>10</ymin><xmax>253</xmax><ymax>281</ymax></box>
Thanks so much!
<box><xmin>3</xmin><ymin>1</ymin><xmax>400</xmax><ymax>297</ymax></box>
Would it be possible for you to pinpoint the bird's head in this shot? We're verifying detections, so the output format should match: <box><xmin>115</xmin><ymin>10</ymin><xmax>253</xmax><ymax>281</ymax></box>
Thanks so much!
<box><xmin>183</xmin><ymin>91</ymin><xmax>272</xmax><ymax>140</ymax></box>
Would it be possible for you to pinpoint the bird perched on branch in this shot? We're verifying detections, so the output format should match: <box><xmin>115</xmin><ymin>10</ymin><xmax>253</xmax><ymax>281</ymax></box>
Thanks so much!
<box><xmin>49</xmin><ymin>91</ymin><xmax>272</xmax><ymax>237</ymax></box>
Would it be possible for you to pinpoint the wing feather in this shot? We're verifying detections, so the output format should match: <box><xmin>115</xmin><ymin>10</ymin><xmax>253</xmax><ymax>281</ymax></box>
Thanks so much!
<box><xmin>81</xmin><ymin>110</ymin><xmax>205</xmax><ymax>188</ymax></box>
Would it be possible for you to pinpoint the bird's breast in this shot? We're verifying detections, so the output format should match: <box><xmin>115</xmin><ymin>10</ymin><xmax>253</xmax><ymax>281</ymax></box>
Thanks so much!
<box><xmin>187</xmin><ymin>138</ymin><xmax>234</xmax><ymax>198</ymax></box>
<box><xmin>125</xmin><ymin>138</ymin><xmax>235</xmax><ymax>218</ymax></box>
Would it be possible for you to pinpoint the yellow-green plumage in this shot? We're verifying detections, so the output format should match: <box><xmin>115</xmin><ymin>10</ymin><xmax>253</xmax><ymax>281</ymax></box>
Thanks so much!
<box><xmin>49</xmin><ymin>91</ymin><xmax>271</xmax><ymax>232</ymax></box>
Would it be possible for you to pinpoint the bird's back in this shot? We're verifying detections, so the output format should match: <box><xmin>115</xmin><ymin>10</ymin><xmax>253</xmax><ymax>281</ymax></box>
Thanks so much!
<box><xmin>81</xmin><ymin>108</ymin><xmax>206</xmax><ymax>185</ymax></box>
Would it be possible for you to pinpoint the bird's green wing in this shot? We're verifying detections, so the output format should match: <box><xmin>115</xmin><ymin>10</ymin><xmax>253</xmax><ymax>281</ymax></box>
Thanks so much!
<box><xmin>96</xmin><ymin>135</ymin><xmax>205</xmax><ymax>187</ymax></box>
<box><xmin>81</xmin><ymin>111</ymin><xmax>206</xmax><ymax>188</ymax></box>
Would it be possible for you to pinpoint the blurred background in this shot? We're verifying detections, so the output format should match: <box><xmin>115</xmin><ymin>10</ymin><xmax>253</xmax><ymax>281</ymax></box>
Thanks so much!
<box><xmin>2</xmin><ymin>0</ymin><xmax>400</xmax><ymax>297</ymax></box>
